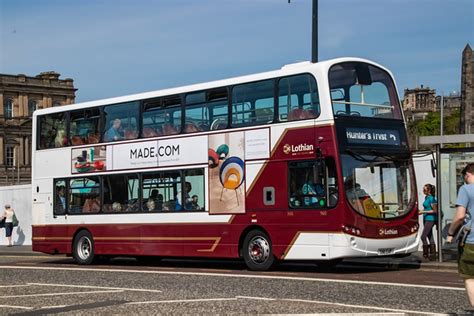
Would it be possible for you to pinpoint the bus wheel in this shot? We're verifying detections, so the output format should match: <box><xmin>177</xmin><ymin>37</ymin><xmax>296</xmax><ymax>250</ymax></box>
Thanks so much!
<box><xmin>243</xmin><ymin>230</ymin><xmax>274</xmax><ymax>271</ymax></box>
<box><xmin>72</xmin><ymin>230</ymin><xmax>95</xmax><ymax>265</ymax></box>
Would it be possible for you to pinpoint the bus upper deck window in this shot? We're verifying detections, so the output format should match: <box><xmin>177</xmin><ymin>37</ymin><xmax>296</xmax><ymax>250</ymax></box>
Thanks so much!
<box><xmin>278</xmin><ymin>74</ymin><xmax>320</xmax><ymax>122</ymax></box>
<box><xmin>329</xmin><ymin>62</ymin><xmax>402</xmax><ymax>119</ymax></box>
<box><xmin>38</xmin><ymin>113</ymin><xmax>67</xmax><ymax>149</ymax></box>
<box><xmin>142</xmin><ymin>96</ymin><xmax>182</xmax><ymax>137</ymax></box>
<box><xmin>69</xmin><ymin>108</ymin><xmax>101</xmax><ymax>145</ymax></box>
<box><xmin>103</xmin><ymin>102</ymin><xmax>140</xmax><ymax>142</ymax></box>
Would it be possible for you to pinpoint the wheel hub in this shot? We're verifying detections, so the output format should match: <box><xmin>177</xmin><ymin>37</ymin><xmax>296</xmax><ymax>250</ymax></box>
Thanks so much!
<box><xmin>248</xmin><ymin>236</ymin><xmax>270</xmax><ymax>263</ymax></box>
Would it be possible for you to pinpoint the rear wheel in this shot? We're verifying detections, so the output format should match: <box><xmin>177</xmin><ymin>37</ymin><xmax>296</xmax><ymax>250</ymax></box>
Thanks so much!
<box><xmin>72</xmin><ymin>230</ymin><xmax>95</xmax><ymax>265</ymax></box>
<box><xmin>242</xmin><ymin>230</ymin><xmax>275</xmax><ymax>271</ymax></box>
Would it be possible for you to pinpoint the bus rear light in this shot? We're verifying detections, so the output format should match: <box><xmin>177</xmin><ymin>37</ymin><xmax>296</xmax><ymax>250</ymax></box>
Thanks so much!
<box><xmin>343</xmin><ymin>225</ymin><xmax>361</xmax><ymax>236</ymax></box>
<box><xmin>410</xmin><ymin>223</ymin><xmax>419</xmax><ymax>233</ymax></box>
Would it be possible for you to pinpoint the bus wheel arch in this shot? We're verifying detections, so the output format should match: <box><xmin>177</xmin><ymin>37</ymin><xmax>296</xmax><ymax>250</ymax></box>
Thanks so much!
<box><xmin>72</xmin><ymin>229</ymin><xmax>95</xmax><ymax>265</ymax></box>
<box><xmin>240</xmin><ymin>226</ymin><xmax>275</xmax><ymax>271</ymax></box>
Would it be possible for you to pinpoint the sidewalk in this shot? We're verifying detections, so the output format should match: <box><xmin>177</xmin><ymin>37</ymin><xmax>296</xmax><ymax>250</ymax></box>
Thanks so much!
<box><xmin>0</xmin><ymin>245</ymin><xmax>45</xmax><ymax>256</ymax></box>
<box><xmin>0</xmin><ymin>245</ymin><xmax>458</xmax><ymax>271</ymax></box>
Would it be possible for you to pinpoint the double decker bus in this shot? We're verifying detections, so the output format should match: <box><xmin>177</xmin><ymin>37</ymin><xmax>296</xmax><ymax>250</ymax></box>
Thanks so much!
<box><xmin>32</xmin><ymin>58</ymin><xmax>418</xmax><ymax>270</ymax></box>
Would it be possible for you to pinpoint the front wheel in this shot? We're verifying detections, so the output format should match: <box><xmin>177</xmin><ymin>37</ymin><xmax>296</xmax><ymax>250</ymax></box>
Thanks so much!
<box><xmin>242</xmin><ymin>230</ymin><xmax>275</xmax><ymax>271</ymax></box>
<box><xmin>72</xmin><ymin>230</ymin><xmax>95</xmax><ymax>265</ymax></box>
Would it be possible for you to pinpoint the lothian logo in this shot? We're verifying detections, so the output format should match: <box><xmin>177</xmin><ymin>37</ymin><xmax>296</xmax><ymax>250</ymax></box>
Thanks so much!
<box><xmin>283</xmin><ymin>143</ymin><xmax>314</xmax><ymax>155</ymax></box>
<box><xmin>379</xmin><ymin>228</ymin><xmax>398</xmax><ymax>236</ymax></box>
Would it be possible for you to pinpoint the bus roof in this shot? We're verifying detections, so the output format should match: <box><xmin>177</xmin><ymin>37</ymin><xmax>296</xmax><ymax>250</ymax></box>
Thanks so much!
<box><xmin>33</xmin><ymin>57</ymin><xmax>390</xmax><ymax>116</ymax></box>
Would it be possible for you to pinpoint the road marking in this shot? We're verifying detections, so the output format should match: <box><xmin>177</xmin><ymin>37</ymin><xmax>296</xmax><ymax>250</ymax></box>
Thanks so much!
<box><xmin>236</xmin><ymin>296</ymin><xmax>277</xmax><ymax>301</ymax></box>
<box><xmin>28</xmin><ymin>282</ymin><xmax>162</xmax><ymax>293</ymax></box>
<box><xmin>277</xmin><ymin>298</ymin><xmax>448</xmax><ymax>316</ymax></box>
<box><xmin>0</xmin><ymin>289</ymin><xmax>123</xmax><ymax>298</ymax></box>
<box><xmin>0</xmin><ymin>285</ymin><xmax>30</xmax><ymax>288</ymax></box>
<box><xmin>41</xmin><ymin>305</ymin><xmax>68</xmax><ymax>309</ymax></box>
<box><xmin>127</xmin><ymin>298</ymin><xmax>237</xmax><ymax>305</ymax></box>
<box><xmin>0</xmin><ymin>265</ymin><xmax>465</xmax><ymax>291</ymax></box>
<box><xmin>0</xmin><ymin>304</ymin><xmax>33</xmax><ymax>310</ymax></box>
<box><xmin>237</xmin><ymin>296</ymin><xmax>446</xmax><ymax>315</ymax></box>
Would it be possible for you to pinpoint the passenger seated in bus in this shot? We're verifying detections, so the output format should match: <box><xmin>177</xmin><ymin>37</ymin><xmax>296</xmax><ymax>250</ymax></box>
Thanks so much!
<box><xmin>125</xmin><ymin>200</ymin><xmax>139</xmax><ymax>212</ymax></box>
<box><xmin>191</xmin><ymin>195</ymin><xmax>201</xmax><ymax>210</ymax></box>
<box><xmin>149</xmin><ymin>189</ymin><xmax>164</xmax><ymax>209</ymax></box>
<box><xmin>55</xmin><ymin>185</ymin><xmax>66</xmax><ymax>214</ymax></box>
<box><xmin>111</xmin><ymin>202</ymin><xmax>122</xmax><ymax>212</ymax></box>
<box><xmin>83</xmin><ymin>195</ymin><xmax>101</xmax><ymax>213</ymax></box>
<box><xmin>176</xmin><ymin>182</ymin><xmax>192</xmax><ymax>210</ymax></box>
<box><xmin>145</xmin><ymin>199</ymin><xmax>157</xmax><ymax>211</ymax></box>
<box><xmin>104</xmin><ymin>118</ymin><xmax>124</xmax><ymax>141</ymax></box>
<box><xmin>54</xmin><ymin>129</ymin><xmax>68</xmax><ymax>147</ymax></box>
<box><xmin>149</xmin><ymin>189</ymin><xmax>159</xmax><ymax>201</ymax></box>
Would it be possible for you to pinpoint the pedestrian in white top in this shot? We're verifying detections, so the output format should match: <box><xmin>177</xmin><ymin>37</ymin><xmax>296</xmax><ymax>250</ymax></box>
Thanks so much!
<box><xmin>2</xmin><ymin>204</ymin><xmax>15</xmax><ymax>247</ymax></box>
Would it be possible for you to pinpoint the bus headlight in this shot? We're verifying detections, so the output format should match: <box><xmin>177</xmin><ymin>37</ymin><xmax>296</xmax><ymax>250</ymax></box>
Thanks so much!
<box><xmin>343</xmin><ymin>225</ymin><xmax>361</xmax><ymax>236</ymax></box>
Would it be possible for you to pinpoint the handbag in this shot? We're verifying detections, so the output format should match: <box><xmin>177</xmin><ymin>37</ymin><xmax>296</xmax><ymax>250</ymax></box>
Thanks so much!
<box><xmin>12</xmin><ymin>213</ymin><xmax>19</xmax><ymax>227</ymax></box>
<box><xmin>0</xmin><ymin>217</ymin><xmax>5</xmax><ymax>228</ymax></box>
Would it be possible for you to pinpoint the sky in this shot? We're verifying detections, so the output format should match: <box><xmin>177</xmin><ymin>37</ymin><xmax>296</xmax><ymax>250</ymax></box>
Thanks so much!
<box><xmin>1</xmin><ymin>0</ymin><xmax>473</xmax><ymax>103</ymax></box>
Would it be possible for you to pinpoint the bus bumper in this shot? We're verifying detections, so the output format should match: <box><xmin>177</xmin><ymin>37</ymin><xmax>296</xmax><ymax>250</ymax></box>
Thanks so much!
<box><xmin>283</xmin><ymin>232</ymin><xmax>419</xmax><ymax>260</ymax></box>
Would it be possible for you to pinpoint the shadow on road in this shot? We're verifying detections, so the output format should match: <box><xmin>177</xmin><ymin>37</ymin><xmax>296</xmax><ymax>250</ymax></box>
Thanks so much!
<box><xmin>38</xmin><ymin>255</ymin><xmax>423</xmax><ymax>275</ymax></box>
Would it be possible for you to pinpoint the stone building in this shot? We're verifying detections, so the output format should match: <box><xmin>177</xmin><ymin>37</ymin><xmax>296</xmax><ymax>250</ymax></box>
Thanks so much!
<box><xmin>460</xmin><ymin>44</ymin><xmax>473</xmax><ymax>134</ymax></box>
<box><xmin>402</xmin><ymin>85</ymin><xmax>436</xmax><ymax>123</ymax></box>
<box><xmin>435</xmin><ymin>91</ymin><xmax>461</xmax><ymax>116</ymax></box>
<box><xmin>0</xmin><ymin>71</ymin><xmax>76</xmax><ymax>185</ymax></box>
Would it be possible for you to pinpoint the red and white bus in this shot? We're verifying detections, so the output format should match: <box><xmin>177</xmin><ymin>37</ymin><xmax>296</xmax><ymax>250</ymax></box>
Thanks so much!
<box><xmin>32</xmin><ymin>58</ymin><xmax>419</xmax><ymax>270</ymax></box>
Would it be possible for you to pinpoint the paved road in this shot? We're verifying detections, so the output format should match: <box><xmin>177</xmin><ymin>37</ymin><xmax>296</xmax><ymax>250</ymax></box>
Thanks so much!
<box><xmin>0</xmin><ymin>254</ymin><xmax>472</xmax><ymax>315</ymax></box>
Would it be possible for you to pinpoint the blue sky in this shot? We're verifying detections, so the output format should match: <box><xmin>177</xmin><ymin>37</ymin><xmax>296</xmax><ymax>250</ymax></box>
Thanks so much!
<box><xmin>1</xmin><ymin>0</ymin><xmax>473</xmax><ymax>103</ymax></box>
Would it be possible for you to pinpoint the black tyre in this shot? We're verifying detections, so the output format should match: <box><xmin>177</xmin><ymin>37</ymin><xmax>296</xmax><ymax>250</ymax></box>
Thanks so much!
<box><xmin>242</xmin><ymin>230</ymin><xmax>275</xmax><ymax>271</ymax></box>
<box><xmin>72</xmin><ymin>230</ymin><xmax>95</xmax><ymax>265</ymax></box>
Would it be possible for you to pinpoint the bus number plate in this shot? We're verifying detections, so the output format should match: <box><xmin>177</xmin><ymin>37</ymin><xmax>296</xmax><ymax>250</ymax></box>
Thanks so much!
<box><xmin>377</xmin><ymin>248</ymin><xmax>394</xmax><ymax>255</ymax></box>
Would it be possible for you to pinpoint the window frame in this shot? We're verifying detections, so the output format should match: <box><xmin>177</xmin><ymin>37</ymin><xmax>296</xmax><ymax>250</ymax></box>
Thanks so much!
<box><xmin>277</xmin><ymin>73</ymin><xmax>321</xmax><ymax>122</ymax></box>
<box><xmin>287</xmin><ymin>159</ymin><xmax>338</xmax><ymax>210</ymax></box>
<box><xmin>230</xmin><ymin>79</ymin><xmax>276</xmax><ymax>128</ymax></box>
<box><xmin>28</xmin><ymin>100</ymin><xmax>37</xmax><ymax>117</ymax></box>
<box><xmin>4</xmin><ymin>98</ymin><xmax>13</xmax><ymax>120</ymax></box>
<box><xmin>5</xmin><ymin>145</ymin><xmax>15</xmax><ymax>167</ymax></box>
<box><xmin>56</xmin><ymin>168</ymin><xmax>206</xmax><ymax>216</ymax></box>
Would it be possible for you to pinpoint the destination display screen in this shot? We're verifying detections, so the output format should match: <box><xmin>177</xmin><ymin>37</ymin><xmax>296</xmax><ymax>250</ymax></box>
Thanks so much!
<box><xmin>345</xmin><ymin>127</ymin><xmax>401</xmax><ymax>146</ymax></box>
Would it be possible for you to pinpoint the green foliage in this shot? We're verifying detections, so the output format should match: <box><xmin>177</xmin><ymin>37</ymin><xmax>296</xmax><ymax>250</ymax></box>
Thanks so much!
<box><xmin>413</xmin><ymin>109</ymin><xmax>460</xmax><ymax>136</ymax></box>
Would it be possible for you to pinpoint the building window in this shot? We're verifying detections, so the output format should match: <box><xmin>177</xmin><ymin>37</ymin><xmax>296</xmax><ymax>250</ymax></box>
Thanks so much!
<box><xmin>28</xmin><ymin>100</ymin><xmax>37</xmax><ymax>116</ymax></box>
<box><xmin>5</xmin><ymin>146</ymin><xmax>15</xmax><ymax>167</ymax></box>
<box><xmin>4</xmin><ymin>98</ymin><xmax>13</xmax><ymax>120</ymax></box>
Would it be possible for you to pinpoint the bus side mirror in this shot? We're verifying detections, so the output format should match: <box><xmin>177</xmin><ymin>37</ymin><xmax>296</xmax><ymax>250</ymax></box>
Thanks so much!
<box><xmin>313</xmin><ymin>159</ymin><xmax>325</xmax><ymax>184</ymax></box>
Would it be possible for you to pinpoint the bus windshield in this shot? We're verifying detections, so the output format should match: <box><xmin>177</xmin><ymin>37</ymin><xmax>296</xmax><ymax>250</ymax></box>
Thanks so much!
<box><xmin>341</xmin><ymin>152</ymin><xmax>415</xmax><ymax>219</ymax></box>
<box><xmin>329</xmin><ymin>62</ymin><xmax>402</xmax><ymax>119</ymax></box>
